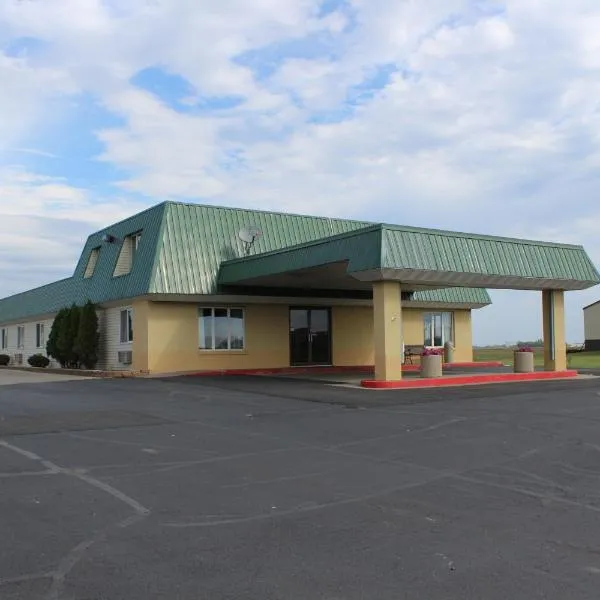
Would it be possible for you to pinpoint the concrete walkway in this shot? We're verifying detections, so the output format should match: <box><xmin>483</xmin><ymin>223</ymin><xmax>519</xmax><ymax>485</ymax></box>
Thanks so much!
<box><xmin>0</xmin><ymin>368</ymin><xmax>92</xmax><ymax>386</ymax></box>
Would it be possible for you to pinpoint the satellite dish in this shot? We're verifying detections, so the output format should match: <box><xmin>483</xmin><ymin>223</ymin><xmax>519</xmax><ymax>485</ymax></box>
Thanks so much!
<box><xmin>238</xmin><ymin>225</ymin><xmax>262</xmax><ymax>255</ymax></box>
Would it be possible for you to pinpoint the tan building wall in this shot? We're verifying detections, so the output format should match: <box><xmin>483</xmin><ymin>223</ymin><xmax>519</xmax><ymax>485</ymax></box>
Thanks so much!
<box><xmin>332</xmin><ymin>306</ymin><xmax>473</xmax><ymax>366</ymax></box>
<box><xmin>332</xmin><ymin>306</ymin><xmax>428</xmax><ymax>366</ymax></box>
<box><xmin>332</xmin><ymin>306</ymin><xmax>374</xmax><ymax>366</ymax></box>
<box><xmin>133</xmin><ymin>301</ymin><xmax>475</xmax><ymax>374</ymax></box>
<box><xmin>453</xmin><ymin>310</ymin><xmax>473</xmax><ymax>362</ymax></box>
<box><xmin>134</xmin><ymin>301</ymin><xmax>290</xmax><ymax>373</ymax></box>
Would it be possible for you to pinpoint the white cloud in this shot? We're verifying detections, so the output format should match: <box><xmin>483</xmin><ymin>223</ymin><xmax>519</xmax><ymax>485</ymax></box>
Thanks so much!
<box><xmin>2</xmin><ymin>0</ymin><xmax>600</xmax><ymax>342</ymax></box>
<box><xmin>0</xmin><ymin>166</ymin><xmax>148</xmax><ymax>296</ymax></box>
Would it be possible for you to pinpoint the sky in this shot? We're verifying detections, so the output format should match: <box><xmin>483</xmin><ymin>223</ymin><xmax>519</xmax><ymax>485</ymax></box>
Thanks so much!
<box><xmin>1</xmin><ymin>0</ymin><xmax>600</xmax><ymax>345</ymax></box>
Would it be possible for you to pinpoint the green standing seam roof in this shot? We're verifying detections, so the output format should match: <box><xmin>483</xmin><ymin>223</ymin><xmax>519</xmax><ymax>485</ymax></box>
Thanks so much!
<box><xmin>218</xmin><ymin>223</ymin><xmax>600</xmax><ymax>290</ymax></box>
<box><xmin>150</xmin><ymin>202</ymin><xmax>373</xmax><ymax>295</ymax></box>
<box><xmin>3</xmin><ymin>200</ymin><xmax>597</xmax><ymax>324</ymax></box>
<box><xmin>380</xmin><ymin>226</ymin><xmax>600</xmax><ymax>281</ymax></box>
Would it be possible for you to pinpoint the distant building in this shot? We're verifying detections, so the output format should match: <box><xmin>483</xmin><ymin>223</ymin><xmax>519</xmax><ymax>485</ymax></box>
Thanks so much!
<box><xmin>584</xmin><ymin>300</ymin><xmax>600</xmax><ymax>350</ymax></box>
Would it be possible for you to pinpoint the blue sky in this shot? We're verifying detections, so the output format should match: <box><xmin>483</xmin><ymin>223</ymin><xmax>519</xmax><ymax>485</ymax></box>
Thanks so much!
<box><xmin>1</xmin><ymin>0</ymin><xmax>600</xmax><ymax>344</ymax></box>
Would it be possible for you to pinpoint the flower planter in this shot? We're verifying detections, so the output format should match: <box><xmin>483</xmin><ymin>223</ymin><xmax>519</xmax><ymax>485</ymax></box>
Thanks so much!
<box><xmin>420</xmin><ymin>354</ymin><xmax>443</xmax><ymax>378</ymax></box>
<box><xmin>514</xmin><ymin>351</ymin><xmax>534</xmax><ymax>373</ymax></box>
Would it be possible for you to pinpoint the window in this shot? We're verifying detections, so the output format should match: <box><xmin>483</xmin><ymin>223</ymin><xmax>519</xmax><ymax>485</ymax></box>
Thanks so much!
<box><xmin>1</xmin><ymin>328</ymin><xmax>7</xmax><ymax>350</ymax></box>
<box><xmin>84</xmin><ymin>247</ymin><xmax>100</xmax><ymax>278</ymax></box>
<box><xmin>120</xmin><ymin>308</ymin><xmax>133</xmax><ymax>343</ymax></box>
<box><xmin>198</xmin><ymin>308</ymin><xmax>245</xmax><ymax>350</ymax></box>
<box><xmin>113</xmin><ymin>231</ymin><xmax>143</xmax><ymax>277</ymax></box>
<box><xmin>423</xmin><ymin>312</ymin><xmax>453</xmax><ymax>347</ymax></box>
<box><xmin>36</xmin><ymin>323</ymin><xmax>45</xmax><ymax>348</ymax></box>
<box><xmin>17</xmin><ymin>326</ymin><xmax>25</xmax><ymax>349</ymax></box>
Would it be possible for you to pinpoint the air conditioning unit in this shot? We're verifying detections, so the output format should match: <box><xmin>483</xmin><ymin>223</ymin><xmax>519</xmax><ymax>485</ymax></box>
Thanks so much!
<box><xmin>118</xmin><ymin>351</ymin><xmax>132</xmax><ymax>365</ymax></box>
<box><xmin>13</xmin><ymin>354</ymin><xmax>23</xmax><ymax>365</ymax></box>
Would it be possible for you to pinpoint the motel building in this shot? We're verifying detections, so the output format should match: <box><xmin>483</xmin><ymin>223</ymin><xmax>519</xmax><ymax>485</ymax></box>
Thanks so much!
<box><xmin>0</xmin><ymin>201</ymin><xmax>598</xmax><ymax>385</ymax></box>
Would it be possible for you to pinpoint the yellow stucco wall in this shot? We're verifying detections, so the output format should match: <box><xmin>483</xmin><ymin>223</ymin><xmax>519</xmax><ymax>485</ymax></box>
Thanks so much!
<box><xmin>332</xmin><ymin>306</ymin><xmax>374</xmax><ymax>366</ymax></box>
<box><xmin>332</xmin><ymin>306</ymin><xmax>427</xmax><ymax>366</ymax></box>
<box><xmin>453</xmin><ymin>310</ymin><xmax>473</xmax><ymax>362</ymax></box>
<box><xmin>138</xmin><ymin>301</ymin><xmax>290</xmax><ymax>373</ymax></box>
<box><xmin>403</xmin><ymin>309</ymin><xmax>425</xmax><ymax>346</ymax></box>
<box><xmin>332</xmin><ymin>306</ymin><xmax>473</xmax><ymax>365</ymax></box>
<box><xmin>132</xmin><ymin>300</ymin><xmax>151</xmax><ymax>372</ymax></box>
<box><xmin>133</xmin><ymin>301</ymin><xmax>475</xmax><ymax>373</ymax></box>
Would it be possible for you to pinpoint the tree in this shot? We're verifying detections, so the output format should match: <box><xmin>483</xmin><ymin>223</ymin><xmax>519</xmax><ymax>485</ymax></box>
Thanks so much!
<box><xmin>57</xmin><ymin>304</ymin><xmax>80</xmax><ymax>368</ymax></box>
<box><xmin>75</xmin><ymin>300</ymin><xmax>99</xmax><ymax>369</ymax></box>
<box><xmin>47</xmin><ymin>307</ymin><xmax>69</xmax><ymax>367</ymax></box>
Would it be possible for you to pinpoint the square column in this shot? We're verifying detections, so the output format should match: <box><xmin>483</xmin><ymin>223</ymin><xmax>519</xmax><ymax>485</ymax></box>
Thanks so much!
<box><xmin>373</xmin><ymin>281</ymin><xmax>403</xmax><ymax>381</ymax></box>
<box><xmin>542</xmin><ymin>290</ymin><xmax>567</xmax><ymax>371</ymax></box>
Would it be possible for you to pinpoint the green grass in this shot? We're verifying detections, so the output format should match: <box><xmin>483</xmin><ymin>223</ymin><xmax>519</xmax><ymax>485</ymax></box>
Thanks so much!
<box><xmin>474</xmin><ymin>347</ymin><xmax>600</xmax><ymax>369</ymax></box>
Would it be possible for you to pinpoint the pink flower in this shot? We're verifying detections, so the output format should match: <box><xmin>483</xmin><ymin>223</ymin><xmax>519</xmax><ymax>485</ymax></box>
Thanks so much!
<box><xmin>421</xmin><ymin>347</ymin><xmax>443</xmax><ymax>356</ymax></box>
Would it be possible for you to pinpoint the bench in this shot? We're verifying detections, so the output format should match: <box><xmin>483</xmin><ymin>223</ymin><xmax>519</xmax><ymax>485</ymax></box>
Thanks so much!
<box><xmin>403</xmin><ymin>345</ymin><xmax>425</xmax><ymax>365</ymax></box>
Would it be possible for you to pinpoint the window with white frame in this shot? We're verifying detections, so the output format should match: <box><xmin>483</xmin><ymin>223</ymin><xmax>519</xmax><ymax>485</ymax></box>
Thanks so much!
<box><xmin>120</xmin><ymin>308</ymin><xmax>133</xmax><ymax>343</ymax></box>
<box><xmin>36</xmin><ymin>323</ymin><xmax>45</xmax><ymax>348</ymax></box>
<box><xmin>198</xmin><ymin>308</ymin><xmax>245</xmax><ymax>350</ymax></box>
<box><xmin>423</xmin><ymin>312</ymin><xmax>453</xmax><ymax>347</ymax></box>
<box><xmin>17</xmin><ymin>326</ymin><xmax>25</xmax><ymax>348</ymax></box>
<box><xmin>1</xmin><ymin>328</ymin><xmax>7</xmax><ymax>350</ymax></box>
<box><xmin>84</xmin><ymin>247</ymin><xmax>100</xmax><ymax>278</ymax></box>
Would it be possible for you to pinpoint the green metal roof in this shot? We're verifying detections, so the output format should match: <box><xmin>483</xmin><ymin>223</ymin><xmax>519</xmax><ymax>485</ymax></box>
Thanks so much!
<box><xmin>150</xmin><ymin>202</ymin><xmax>371</xmax><ymax>295</ymax></box>
<box><xmin>5</xmin><ymin>200</ymin><xmax>597</xmax><ymax>323</ymax></box>
<box><xmin>218</xmin><ymin>223</ymin><xmax>600</xmax><ymax>291</ymax></box>
<box><xmin>381</xmin><ymin>226</ymin><xmax>600</xmax><ymax>284</ymax></box>
<box><xmin>411</xmin><ymin>287</ymin><xmax>491</xmax><ymax>306</ymax></box>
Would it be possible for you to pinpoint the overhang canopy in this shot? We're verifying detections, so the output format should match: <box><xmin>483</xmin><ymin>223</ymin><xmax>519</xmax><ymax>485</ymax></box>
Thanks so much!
<box><xmin>218</xmin><ymin>224</ymin><xmax>600</xmax><ymax>293</ymax></box>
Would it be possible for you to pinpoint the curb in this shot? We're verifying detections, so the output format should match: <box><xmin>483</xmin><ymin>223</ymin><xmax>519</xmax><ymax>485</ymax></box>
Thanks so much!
<box><xmin>360</xmin><ymin>370</ymin><xmax>580</xmax><ymax>389</ymax></box>
<box><xmin>184</xmin><ymin>361</ymin><xmax>505</xmax><ymax>378</ymax></box>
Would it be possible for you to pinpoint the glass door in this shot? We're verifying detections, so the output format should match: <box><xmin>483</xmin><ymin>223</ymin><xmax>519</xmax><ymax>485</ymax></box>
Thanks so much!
<box><xmin>289</xmin><ymin>308</ymin><xmax>332</xmax><ymax>365</ymax></box>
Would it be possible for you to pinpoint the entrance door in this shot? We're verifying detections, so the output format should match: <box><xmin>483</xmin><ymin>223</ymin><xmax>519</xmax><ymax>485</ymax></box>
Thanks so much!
<box><xmin>289</xmin><ymin>308</ymin><xmax>331</xmax><ymax>366</ymax></box>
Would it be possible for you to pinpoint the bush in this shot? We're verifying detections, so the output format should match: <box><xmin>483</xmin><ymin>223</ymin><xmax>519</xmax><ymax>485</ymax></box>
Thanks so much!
<box><xmin>0</xmin><ymin>354</ymin><xmax>9</xmax><ymax>366</ymax></box>
<box><xmin>47</xmin><ymin>307</ymin><xmax>69</xmax><ymax>367</ymax></box>
<box><xmin>47</xmin><ymin>301</ymin><xmax>100</xmax><ymax>369</ymax></box>
<box><xmin>28</xmin><ymin>354</ymin><xmax>50</xmax><ymax>368</ymax></box>
<box><xmin>74</xmin><ymin>300</ymin><xmax>100</xmax><ymax>369</ymax></box>
<box><xmin>57</xmin><ymin>304</ymin><xmax>81</xmax><ymax>368</ymax></box>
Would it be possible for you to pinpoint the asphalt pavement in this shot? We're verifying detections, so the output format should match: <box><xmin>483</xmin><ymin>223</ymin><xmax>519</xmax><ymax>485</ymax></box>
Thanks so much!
<box><xmin>2</xmin><ymin>372</ymin><xmax>600</xmax><ymax>599</ymax></box>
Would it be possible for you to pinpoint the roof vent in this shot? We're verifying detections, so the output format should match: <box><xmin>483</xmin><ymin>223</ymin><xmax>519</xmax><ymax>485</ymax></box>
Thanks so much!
<box><xmin>238</xmin><ymin>226</ymin><xmax>262</xmax><ymax>256</ymax></box>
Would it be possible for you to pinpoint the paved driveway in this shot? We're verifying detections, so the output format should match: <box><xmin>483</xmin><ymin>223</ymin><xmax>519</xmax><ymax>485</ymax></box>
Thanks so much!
<box><xmin>0</xmin><ymin>368</ymin><xmax>92</xmax><ymax>386</ymax></box>
<box><xmin>1</xmin><ymin>374</ymin><xmax>600</xmax><ymax>599</ymax></box>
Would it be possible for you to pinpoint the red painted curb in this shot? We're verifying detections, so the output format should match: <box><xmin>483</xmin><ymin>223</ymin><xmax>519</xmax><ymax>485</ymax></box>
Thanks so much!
<box><xmin>361</xmin><ymin>370</ymin><xmax>579</xmax><ymax>389</ymax></box>
<box><xmin>184</xmin><ymin>361</ymin><xmax>504</xmax><ymax>378</ymax></box>
<box><xmin>444</xmin><ymin>361</ymin><xmax>505</xmax><ymax>368</ymax></box>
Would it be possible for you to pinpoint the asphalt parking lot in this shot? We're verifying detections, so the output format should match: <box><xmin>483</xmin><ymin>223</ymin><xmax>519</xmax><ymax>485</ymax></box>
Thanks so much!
<box><xmin>2</xmin><ymin>372</ymin><xmax>600</xmax><ymax>599</ymax></box>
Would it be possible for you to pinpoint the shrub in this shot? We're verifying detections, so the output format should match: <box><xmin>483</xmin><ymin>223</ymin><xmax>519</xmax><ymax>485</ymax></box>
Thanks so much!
<box><xmin>58</xmin><ymin>304</ymin><xmax>81</xmax><ymax>368</ymax></box>
<box><xmin>47</xmin><ymin>307</ymin><xmax>70</xmax><ymax>367</ymax></box>
<box><xmin>28</xmin><ymin>354</ymin><xmax>50</xmax><ymax>368</ymax></box>
<box><xmin>74</xmin><ymin>300</ymin><xmax>100</xmax><ymax>369</ymax></box>
<box><xmin>0</xmin><ymin>354</ymin><xmax>9</xmax><ymax>366</ymax></box>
